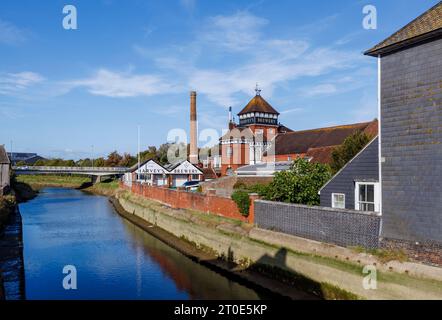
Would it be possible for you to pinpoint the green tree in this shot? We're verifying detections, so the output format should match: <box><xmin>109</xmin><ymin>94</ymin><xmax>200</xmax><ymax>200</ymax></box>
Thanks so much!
<box><xmin>330</xmin><ymin>131</ymin><xmax>371</xmax><ymax>174</ymax></box>
<box><xmin>77</xmin><ymin>158</ymin><xmax>92</xmax><ymax>167</ymax></box>
<box><xmin>264</xmin><ymin>158</ymin><xmax>331</xmax><ymax>205</ymax></box>
<box><xmin>94</xmin><ymin>157</ymin><xmax>105</xmax><ymax>167</ymax></box>
<box><xmin>34</xmin><ymin>159</ymin><xmax>46</xmax><ymax>166</ymax></box>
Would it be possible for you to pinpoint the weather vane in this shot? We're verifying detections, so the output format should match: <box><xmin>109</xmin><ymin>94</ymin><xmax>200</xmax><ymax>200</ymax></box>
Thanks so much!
<box><xmin>255</xmin><ymin>83</ymin><xmax>261</xmax><ymax>96</ymax></box>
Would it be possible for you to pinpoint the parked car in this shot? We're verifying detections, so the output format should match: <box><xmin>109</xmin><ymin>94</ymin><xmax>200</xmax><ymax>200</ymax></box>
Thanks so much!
<box><xmin>182</xmin><ymin>180</ymin><xmax>201</xmax><ymax>191</ymax></box>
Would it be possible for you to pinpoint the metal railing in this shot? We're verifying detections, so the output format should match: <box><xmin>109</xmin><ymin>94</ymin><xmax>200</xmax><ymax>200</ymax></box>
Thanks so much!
<box><xmin>12</xmin><ymin>166</ymin><xmax>128</xmax><ymax>173</ymax></box>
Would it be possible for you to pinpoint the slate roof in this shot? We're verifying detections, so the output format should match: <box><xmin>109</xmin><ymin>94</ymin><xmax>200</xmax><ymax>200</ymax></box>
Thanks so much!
<box><xmin>237</xmin><ymin>94</ymin><xmax>280</xmax><ymax>115</ymax></box>
<box><xmin>0</xmin><ymin>145</ymin><xmax>10</xmax><ymax>164</ymax></box>
<box><xmin>365</xmin><ymin>2</ymin><xmax>442</xmax><ymax>56</ymax></box>
<box><xmin>271</xmin><ymin>120</ymin><xmax>378</xmax><ymax>157</ymax></box>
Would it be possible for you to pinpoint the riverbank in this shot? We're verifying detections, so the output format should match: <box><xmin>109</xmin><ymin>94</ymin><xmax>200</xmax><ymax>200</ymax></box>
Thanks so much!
<box><xmin>114</xmin><ymin>189</ymin><xmax>442</xmax><ymax>300</ymax></box>
<box><xmin>0</xmin><ymin>197</ymin><xmax>25</xmax><ymax>300</ymax></box>
<box><xmin>15</xmin><ymin>174</ymin><xmax>119</xmax><ymax>197</ymax></box>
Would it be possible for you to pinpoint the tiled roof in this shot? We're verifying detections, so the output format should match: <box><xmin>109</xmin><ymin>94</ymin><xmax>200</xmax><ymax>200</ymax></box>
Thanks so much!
<box><xmin>201</xmin><ymin>167</ymin><xmax>218</xmax><ymax>180</ymax></box>
<box><xmin>0</xmin><ymin>145</ymin><xmax>10</xmax><ymax>164</ymax></box>
<box><xmin>272</xmin><ymin>120</ymin><xmax>378</xmax><ymax>157</ymax></box>
<box><xmin>365</xmin><ymin>2</ymin><xmax>442</xmax><ymax>56</ymax></box>
<box><xmin>238</xmin><ymin>94</ymin><xmax>280</xmax><ymax>115</ymax></box>
<box><xmin>305</xmin><ymin>146</ymin><xmax>337</xmax><ymax>164</ymax></box>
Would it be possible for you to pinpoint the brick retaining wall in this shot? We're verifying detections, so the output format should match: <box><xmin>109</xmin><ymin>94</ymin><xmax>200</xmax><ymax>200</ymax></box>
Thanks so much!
<box><xmin>122</xmin><ymin>182</ymin><xmax>254</xmax><ymax>223</ymax></box>
<box><xmin>254</xmin><ymin>200</ymin><xmax>381</xmax><ymax>249</ymax></box>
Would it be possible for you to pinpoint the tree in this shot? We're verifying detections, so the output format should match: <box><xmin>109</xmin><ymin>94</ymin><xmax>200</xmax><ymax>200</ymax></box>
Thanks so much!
<box><xmin>264</xmin><ymin>158</ymin><xmax>331</xmax><ymax>205</ymax></box>
<box><xmin>119</xmin><ymin>153</ymin><xmax>136</xmax><ymax>167</ymax></box>
<box><xmin>330</xmin><ymin>130</ymin><xmax>371</xmax><ymax>174</ymax></box>
<box><xmin>105</xmin><ymin>151</ymin><xmax>123</xmax><ymax>167</ymax></box>
<box><xmin>157</xmin><ymin>143</ymin><xmax>171</xmax><ymax>164</ymax></box>
<box><xmin>77</xmin><ymin>158</ymin><xmax>92</xmax><ymax>167</ymax></box>
<box><xmin>94</xmin><ymin>157</ymin><xmax>105</xmax><ymax>167</ymax></box>
<box><xmin>34</xmin><ymin>159</ymin><xmax>46</xmax><ymax>166</ymax></box>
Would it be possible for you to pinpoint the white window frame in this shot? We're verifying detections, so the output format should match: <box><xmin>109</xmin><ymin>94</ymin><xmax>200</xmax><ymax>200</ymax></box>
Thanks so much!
<box><xmin>332</xmin><ymin>193</ymin><xmax>346</xmax><ymax>209</ymax></box>
<box><xmin>354</xmin><ymin>182</ymin><xmax>380</xmax><ymax>212</ymax></box>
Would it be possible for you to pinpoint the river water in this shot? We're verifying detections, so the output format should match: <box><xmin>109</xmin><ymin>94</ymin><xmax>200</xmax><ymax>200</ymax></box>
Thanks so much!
<box><xmin>19</xmin><ymin>188</ymin><xmax>267</xmax><ymax>300</ymax></box>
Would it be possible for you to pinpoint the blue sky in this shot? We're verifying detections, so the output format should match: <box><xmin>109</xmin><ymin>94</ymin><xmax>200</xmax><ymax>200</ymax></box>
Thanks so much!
<box><xmin>0</xmin><ymin>0</ymin><xmax>438</xmax><ymax>159</ymax></box>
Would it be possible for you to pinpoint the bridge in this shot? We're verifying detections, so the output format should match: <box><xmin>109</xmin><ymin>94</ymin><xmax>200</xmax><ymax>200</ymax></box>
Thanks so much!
<box><xmin>13</xmin><ymin>166</ymin><xmax>129</xmax><ymax>184</ymax></box>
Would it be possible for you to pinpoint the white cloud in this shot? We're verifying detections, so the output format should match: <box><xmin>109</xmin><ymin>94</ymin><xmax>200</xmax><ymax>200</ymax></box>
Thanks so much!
<box><xmin>0</xmin><ymin>72</ymin><xmax>45</xmax><ymax>95</ymax></box>
<box><xmin>302</xmin><ymin>84</ymin><xmax>337</xmax><ymax>97</ymax></box>
<box><xmin>187</xmin><ymin>46</ymin><xmax>356</xmax><ymax>106</ymax></box>
<box><xmin>143</xmin><ymin>11</ymin><xmax>360</xmax><ymax>107</ymax></box>
<box><xmin>0</xmin><ymin>19</ymin><xmax>26</xmax><ymax>45</ymax></box>
<box><xmin>280</xmin><ymin>107</ymin><xmax>303</xmax><ymax>114</ymax></box>
<box><xmin>67</xmin><ymin>69</ymin><xmax>179</xmax><ymax>98</ymax></box>
<box><xmin>202</xmin><ymin>11</ymin><xmax>268</xmax><ymax>51</ymax></box>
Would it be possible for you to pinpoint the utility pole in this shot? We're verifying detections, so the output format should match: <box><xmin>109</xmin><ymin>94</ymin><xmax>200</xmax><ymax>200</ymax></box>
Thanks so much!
<box><xmin>10</xmin><ymin>140</ymin><xmax>13</xmax><ymax>165</ymax></box>
<box><xmin>137</xmin><ymin>125</ymin><xmax>141</xmax><ymax>180</ymax></box>
<box><xmin>91</xmin><ymin>145</ymin><xmax>94</xmax><ymax>168</ymax></box>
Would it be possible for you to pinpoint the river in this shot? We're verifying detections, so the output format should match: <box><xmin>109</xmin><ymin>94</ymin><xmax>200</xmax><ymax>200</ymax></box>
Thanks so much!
<box><xmin>19</xmin><ymin>188</ymin><xmax>268</xmax><ymax>300</ymax></box>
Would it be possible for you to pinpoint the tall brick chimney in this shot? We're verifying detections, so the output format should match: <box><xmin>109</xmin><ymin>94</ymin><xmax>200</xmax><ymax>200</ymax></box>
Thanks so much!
<box><xmin>189</xmin><ymin>91</ymin><xmax>198</xmax><ymax>164</ymax></box>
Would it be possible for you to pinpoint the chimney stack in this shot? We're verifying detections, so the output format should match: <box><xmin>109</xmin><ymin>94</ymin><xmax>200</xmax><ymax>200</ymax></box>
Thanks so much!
<box><xmin>189</xmin><ymin>91</ymin><xmax>198</xmax><ymax>164</ymax></box>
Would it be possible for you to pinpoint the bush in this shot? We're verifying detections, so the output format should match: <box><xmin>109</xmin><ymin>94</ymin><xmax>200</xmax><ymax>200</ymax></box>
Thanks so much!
<box><xmin>264</xmin><ymin>158</ymin><xmax>331</xmax><ymax>205</ymax></box>
<box><xmin>233</xmin><ymin>181</ymin><xmax>247</xmax><ymax>190</ymax></box>
<box><xmin>231</xmin><ymin>190</ymin><xmax>251</xmax><ymax>217</ymax></box>
<box><xmin>247</xmin><ymin>183</ymin><xmax>271</xmax><ymax>197</ymax></box>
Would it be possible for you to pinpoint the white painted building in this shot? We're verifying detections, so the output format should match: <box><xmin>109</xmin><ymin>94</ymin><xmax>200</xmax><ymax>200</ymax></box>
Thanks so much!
<box><xmin>123</xmin><ymin>159</ymin><xmax>203</xmax><ymax>188</ymax></box>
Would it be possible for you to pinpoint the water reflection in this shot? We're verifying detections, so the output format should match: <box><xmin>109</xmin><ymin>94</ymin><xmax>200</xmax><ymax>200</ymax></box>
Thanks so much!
<box><xmin>20</xmin><ymin>188</ymin><xmax>265</xmax><ymax>300</ymax></box>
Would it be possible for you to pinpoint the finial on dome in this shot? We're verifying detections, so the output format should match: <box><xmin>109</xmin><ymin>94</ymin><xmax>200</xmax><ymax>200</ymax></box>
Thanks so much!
<box><xmin>255</xmin><ymin>83</ymin><xmax>261</xmax><ymax>96</ymax></box>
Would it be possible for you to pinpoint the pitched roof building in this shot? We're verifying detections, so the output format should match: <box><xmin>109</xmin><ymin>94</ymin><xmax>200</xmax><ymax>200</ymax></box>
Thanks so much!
<box><xmin>265</xmin><ymin>120</ymin><xmax>378</xmax><ymax>163</ymax></box>
<box><xmin>0</xmin><ymin>145</ymin><xmax>11</xmax><ymax>195</ymax></box>
<box><xmin>364</xmin><ymin>1</ymin><xmax>442</xmax><ymax>245</ymax></box>
<box><xmin>365</xmin><ymin>1</ymin><xmax>442</xmax><ymax>56</ymax></box>
<box><xmin>216</xmin><ymin>86</ymin><xmax>378</xmax><ymax>176</ymax></box>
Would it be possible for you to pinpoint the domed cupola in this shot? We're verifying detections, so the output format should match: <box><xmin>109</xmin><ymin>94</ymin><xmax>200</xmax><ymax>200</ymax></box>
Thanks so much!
<box><xmin>237</xmin><ymin>86</ymin><xmax>279</xmax><ymax>127</ymax></box>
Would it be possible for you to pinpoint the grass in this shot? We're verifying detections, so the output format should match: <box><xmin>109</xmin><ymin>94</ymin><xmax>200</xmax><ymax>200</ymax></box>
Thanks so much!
<box><xmin>120</xmin><ymin>190</ymin><xmax>250</xmax><ymax>230</ymax></box>
<box><xmin>84</xmin><ymin>179</ymin><xmax>119</xmax><ymax>196</ymax></box>
<box><xmin>350</xmin><ymin>246</ymin><xmax>408</xmax><ymax>263</ymax></box>
<box><xmin>15</xmin><ymin>174</ymin><xmax>120</xmax><ymax>197</ymax></box>
<box><xmin>118</xmin><ymin>190</ymin><xmax>442</xmax><ymax>299</ymax></box>
<box><xmin>16</xmin><ymin>174</ymin><xmax>90</xmax><ymax>189</ymax></box>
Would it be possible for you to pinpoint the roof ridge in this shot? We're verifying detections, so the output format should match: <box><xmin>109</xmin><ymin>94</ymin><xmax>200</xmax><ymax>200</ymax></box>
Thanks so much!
<box><xmin>280</xmin><ymin>120</ymin><xmax>374</xmax><ymax>136</ymax></box>
<box><xmin>238</xmin><ymin>94</ymin><xmax>280</xmax><ymax>115</ymax></box>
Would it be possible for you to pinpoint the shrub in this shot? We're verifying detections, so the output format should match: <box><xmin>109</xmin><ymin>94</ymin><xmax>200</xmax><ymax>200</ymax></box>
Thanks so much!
<box><xmin>265</xmin><ymin>158</ymin><xmax>331</xmax><ymax>205</ymax></box>
<box><xmin>231</xmin><ymin>190</ymin><xmax>251</xmax><ymax>217</ymax></box>
<box><xmin>247</xmin><ymin>183</ymin><xmax>271</xmax><ymax>197</ymax></box>
<box><xmin>233</xmin><ymin>181</ymin><xmax>247</xmax><ymax>190</ymax></box>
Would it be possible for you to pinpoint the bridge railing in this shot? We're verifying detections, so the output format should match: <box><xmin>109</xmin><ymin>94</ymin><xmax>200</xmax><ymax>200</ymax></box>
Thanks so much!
<box><xmin>12</xmin><ymin>166</ymin><xmax>129</xmax><ymax>173</ymax></box>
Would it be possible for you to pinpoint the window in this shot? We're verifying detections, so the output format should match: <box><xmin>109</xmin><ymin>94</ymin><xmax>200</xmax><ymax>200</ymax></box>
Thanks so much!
<box><xmin>355</xmin><ymin>182</ymin><xmax>380</xmax><ymax>212</ymax></box>
<box><xmin>332</xmin><ymin>193</ymin><xmax>345</xmax><ymax>209</ymax></box>
<box><xmin>226</xmin><ymin>147</ymin><xmax>232</xmax><ymax>157</ymax></box>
